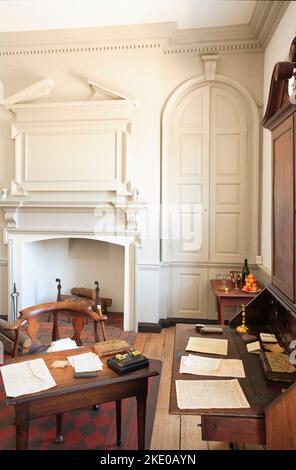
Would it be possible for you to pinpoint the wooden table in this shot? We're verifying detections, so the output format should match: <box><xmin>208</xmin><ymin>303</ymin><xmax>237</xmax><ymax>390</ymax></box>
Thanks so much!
<box><xmin>169</xmin><ymin>324</ymin><xmax>285</xmax><ymax>446</ymax></box>
<box><xmin>210</xmin><ymin>279</ymin><xmax>262</xmax><ymax>325</ymax></box>
<box><xmin>2</xmin><ymin>347</ymin><xmax>160</xmax><ymax>450</ymax></box>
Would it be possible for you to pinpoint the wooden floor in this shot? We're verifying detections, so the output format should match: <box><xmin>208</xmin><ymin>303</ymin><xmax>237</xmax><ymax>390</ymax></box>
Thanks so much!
<box><xmin>135</xmin><ymin>327</ymin><xmax>264</xmax><ymax>451</ymax></box>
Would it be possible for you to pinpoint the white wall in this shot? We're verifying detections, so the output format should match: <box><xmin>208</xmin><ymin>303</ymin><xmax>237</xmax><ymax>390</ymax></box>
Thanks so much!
<box><xmin>261</xmin><ymin>2</ymin><xmax>296</xmax><ymax>273</ymax></box>
<box><xmin>0</xmin><ymin>26</ymin><xmax>264</xmax><ymax>323</ymax></box>
<box><xmin>21</xmin><ymin>238</ymin><xmax>124</xmax><ymax>311</ymax></box>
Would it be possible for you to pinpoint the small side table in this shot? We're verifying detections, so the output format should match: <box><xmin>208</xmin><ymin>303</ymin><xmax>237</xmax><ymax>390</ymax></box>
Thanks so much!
<box><xmin>210</xmin><ymin>279</ymin><xmax>262</xmax><ymax>325</ymax></box>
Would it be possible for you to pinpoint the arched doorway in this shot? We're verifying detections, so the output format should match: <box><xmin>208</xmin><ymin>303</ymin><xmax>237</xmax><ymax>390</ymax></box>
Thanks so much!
<box><xmin>162</xmin><ymin>75</ymin><xmax>259</xmax><ymax>319</ymax></box>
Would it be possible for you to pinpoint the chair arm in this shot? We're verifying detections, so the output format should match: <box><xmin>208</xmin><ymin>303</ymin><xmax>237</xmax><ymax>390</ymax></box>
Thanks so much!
<box><xmin>0</xmin><ymin>317</ymin><xmax>25</xmax><ymax>331</ymax></box>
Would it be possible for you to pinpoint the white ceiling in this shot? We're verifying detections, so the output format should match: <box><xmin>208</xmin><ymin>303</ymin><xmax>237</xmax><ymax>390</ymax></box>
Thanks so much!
<box><xmin>0</xmin><ymin>0</ymin><xmax>257</xmax><ymax>33</ymax></box>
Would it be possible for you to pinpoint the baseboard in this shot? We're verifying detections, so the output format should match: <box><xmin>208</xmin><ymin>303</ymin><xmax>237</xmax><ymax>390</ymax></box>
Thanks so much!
<box><xmin>137</xmin><ymin>322</ymin><xmax>162</xmax><ymax>333</ymax></box>
<box><xmin>138</xmin><ymin>317</ymin><xmax>219</xmax><ymax>333</ymax></box>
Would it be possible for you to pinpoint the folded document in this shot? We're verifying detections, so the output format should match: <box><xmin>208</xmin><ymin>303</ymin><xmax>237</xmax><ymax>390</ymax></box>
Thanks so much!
<box><xmin>0</xmin><ymin>358</ymin><xmax>56</xmax><ymax>398</ymax></box>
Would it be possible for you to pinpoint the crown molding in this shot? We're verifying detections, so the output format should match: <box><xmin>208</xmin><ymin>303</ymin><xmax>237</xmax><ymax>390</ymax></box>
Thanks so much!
<box><xmin>0</xmin><ymin>3</ymin><xmax>291</xmax><ymax>58</ymax></box>
<box><xmin>250</xmin><ymin>1</ymin><xmax>290</xmax><ymax>48</ymax></box>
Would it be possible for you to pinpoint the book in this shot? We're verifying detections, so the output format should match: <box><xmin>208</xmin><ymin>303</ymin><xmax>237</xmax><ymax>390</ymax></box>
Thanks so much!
<box><xmin>259</xmin><ymin>351</ymin><xmax>296</xmax><ymax>382</ymax></box>
<box><xmin>93</xmin><ymin>340</ymin><xmax>134</xmax><ymax>357</ymax></box>
<box><xmin>107</xmin><ymin>353</ymin><xmax>149</xmax><ymax>375</ymax></box>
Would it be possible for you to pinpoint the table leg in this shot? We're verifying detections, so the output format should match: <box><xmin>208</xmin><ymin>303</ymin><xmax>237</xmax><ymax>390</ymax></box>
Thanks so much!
<box><xmin>116</xmin><ymin>400</ymin><xmax>122</xmax><ymax>445</ymax></box>
<box><xmin>217</xmin><ymin>299</ymin><xmax>226</xmax><ymax>325</ymax></box>
<box><xmin>15</xmin><ymin>406</ymin><xmax>29</xmax><ymax>450</ymax></box>
<box><xmin>55</xmin><ymin>413</ymin><xmax>64</xmax><ymax>443</ymax></box>
<box><xmin>136</xmin><ymin>392</ymin><xmax>147</xmax><ymax>450</ymax></box>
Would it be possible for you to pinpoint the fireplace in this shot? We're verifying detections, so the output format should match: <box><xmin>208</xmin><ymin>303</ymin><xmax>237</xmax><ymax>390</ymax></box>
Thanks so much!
<box><xmin>1</xmin><ymin>200</ymin><xmax>140</xmax><ymax>331</ymax></box>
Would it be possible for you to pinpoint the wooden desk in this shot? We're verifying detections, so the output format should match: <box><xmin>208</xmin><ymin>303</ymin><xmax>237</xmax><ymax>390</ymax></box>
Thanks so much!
<box><xmin>2</xmin><ymin>347</ymin><xmax>160</xmax><ymax>450</ymax></box>
<box><xmin>169</xmin><ymin>324</ymin><xmax>287</xmax><ymax>446</ymax></box>
<box><xmin>210</xmin><ymin>279</ymin><xmax>262</xmax><ymax>325</ymax></box>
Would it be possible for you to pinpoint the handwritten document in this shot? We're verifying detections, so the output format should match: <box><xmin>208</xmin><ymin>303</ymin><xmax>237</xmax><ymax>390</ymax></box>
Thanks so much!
<box><xmin>0</xmin><ymin>358</ymin><xmax>56</xmax><ymax>398</ymax></box>
<box><xmin>186</xmin><ymin>337</ymin><xmax>228</xmax><ymax>356</ymax></box>
<box><xmin>67</xmin><ymin>352</ymin><xmax>103</xmax><ymax>373</ymax></box>
<box><xmin>176</xmin><ymin>379</ymin><xmax>250</xmax><ymax>409</ymax></box>
<box><xmin>180</xmin><ymin>354</ymin><xmax>245</xmax><ymax>378</ymax></box>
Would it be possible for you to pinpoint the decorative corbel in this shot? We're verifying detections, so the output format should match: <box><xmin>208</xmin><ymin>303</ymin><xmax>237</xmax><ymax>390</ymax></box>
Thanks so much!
<box><xmin>201</xmin><ymin>54</ymin><xmax>220</xmax><ymax>81</ymax></box>
<box><xmin>10</xmin><ymin>181</ymin><xmax>28</xmax><ymax>197</ymax></box>
<box><xmin>4</xmin><ymin>210</ymin><xmax>18</xmax><ymax>228</ymax></box>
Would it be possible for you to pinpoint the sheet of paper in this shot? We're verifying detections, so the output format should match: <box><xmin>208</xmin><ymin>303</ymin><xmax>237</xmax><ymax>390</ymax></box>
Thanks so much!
<box><xmin>67</xmin><ymin>352</ymin><xmax>103</xmax><ymax>372</ymax></box>
<box><xmin>186</xmin><ymin>337</ymin><xmax>228</xmax><ymax>356</ymax></box>
<box><xmin>175</xmin><ymin>379</ymin><xmax>250</xmax><ymax>409</ymax></box>
<box><xmin>183</xmin><ymin>354</ymin><xmax>221</xmax><ymax>372</ymax></box>
<box><xmin>48</xmin><ymin>338</ymin><xmax>79</xmax><ymax>352</ymax></box>
<box><xmin>0</xmin><ymin>358</ymin><xmax>57</xmax><ymax>398</ymax></box>
<box><xmin>247</xmin><ymin>341</ymin><xmax>261</xmax><ymax>353</ymax></box>
<box><xmin>180</xmin><ymin>355</ymin><xmax>245</xmax><ymax>378</ymax></box>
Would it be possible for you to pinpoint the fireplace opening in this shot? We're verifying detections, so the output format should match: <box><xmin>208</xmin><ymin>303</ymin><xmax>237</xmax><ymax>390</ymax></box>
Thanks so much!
<box><xmin>21</xmin><ymin>237</ymin><xmax>124</xmax><ymax>322</ymax></box>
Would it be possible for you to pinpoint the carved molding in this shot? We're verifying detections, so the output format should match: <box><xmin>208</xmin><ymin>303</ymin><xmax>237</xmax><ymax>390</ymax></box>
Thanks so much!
<box><xmin>4</xmin><ymin>210</ymin><xmax>18</xmax><ymax>228</ymax></box>
<box><xmin>0</xmin><ymin>4</ymin><xmax>290</xmax><ymax>59</ymax></box>
<box><xmin>250</xmin><ymin>1</ymin><xmax>290</xmax><ymax>48</ymax></box>
<box><xmin>201</xmin><ymin>55</ymin><xmax>220</xmax><ymax>81</ymax></box>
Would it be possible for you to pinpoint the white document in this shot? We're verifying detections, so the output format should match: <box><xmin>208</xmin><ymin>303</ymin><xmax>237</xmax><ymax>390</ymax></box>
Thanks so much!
<box><xmin>259</xmin><ymin>333</ymin><xmax>277</xmax><ymax>343</ymax></box>
<box><xmin>176</xmin><ymin>379</ymin><xmax>250</xmax><ymax>409</ymax></box>
<box><xmin>186</xmin><ymin>337</ymin><xmax>228</xmax><ymax>356</ymax></box>
<box><xmin>0</xmin><ymin>358</ymin><xmax>57</xmax><ymax>398</ymax></box>
<box><xmin>247</xmin><ymin>341</ymin><xmax>261</xmax><ymax>353</ymax></box>
<box><xmin>48</xmin><ymin>338</ymin><xmax>79</xmax><ymax>352</ymax></box>
<box><xmin>183</xmin><ymin>354</ymin><xmax>221</xmax><ymax>372</ymax></box>
<box><xmin>180</xmin><ymin>355</ymin><xmax>245</xmax><ymax>378</ymax></box>
<box><xmin>67</xmin><ymin>352</ymin><xmax>103</xmax><ymax>372</ymax></box>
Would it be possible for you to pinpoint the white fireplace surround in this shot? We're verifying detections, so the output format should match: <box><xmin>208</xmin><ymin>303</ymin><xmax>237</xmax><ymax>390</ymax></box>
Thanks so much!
<box><xmin>0</xmin><ymin>77</ymin><xmax>147</xmax><ymax>330</ymax></box>
<box><xmin>1</xmin><ymin>200</ymin><xmax>142</xmax><ymax>331</ymax></box>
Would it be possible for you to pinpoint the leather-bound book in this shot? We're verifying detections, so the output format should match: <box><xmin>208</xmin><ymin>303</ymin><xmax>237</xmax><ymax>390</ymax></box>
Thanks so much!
<box><xmin>93</xmin><ymin>339</ymin><xmax>134</xmax><ymax>357</ymax></box>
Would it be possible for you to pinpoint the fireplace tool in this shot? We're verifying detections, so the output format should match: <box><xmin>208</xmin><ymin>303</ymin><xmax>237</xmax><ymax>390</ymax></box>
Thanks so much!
<box><xmin>10</xmin><ymin>282</ymin><xmax>19</xmax><ymax>322</ymax></box>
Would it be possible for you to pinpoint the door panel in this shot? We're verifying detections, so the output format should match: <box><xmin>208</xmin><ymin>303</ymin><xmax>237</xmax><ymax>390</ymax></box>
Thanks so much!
<box><xmin>170</xmin><ymin>86</ymin><xmax>209</xmax><ymax>262</ymax></box>
<box><xmin>210</xmin><ymin>87</ymin><xmax>248</xmax><ymax>263</ymax></box>
<box><xmin>172</xmin><ymin>267</ymin><xmax>208</xmax><ymax>318</ymax></box>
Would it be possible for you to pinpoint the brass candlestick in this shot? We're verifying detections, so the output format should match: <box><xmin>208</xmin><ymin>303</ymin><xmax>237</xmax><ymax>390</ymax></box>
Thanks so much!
<box><xmin>236</xmin><ymin>304</ymin><xmax>248</xmax><ymax>334</ymax></box>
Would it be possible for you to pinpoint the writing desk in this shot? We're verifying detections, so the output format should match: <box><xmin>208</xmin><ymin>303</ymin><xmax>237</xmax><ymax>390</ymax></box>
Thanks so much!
<box><xmin>2</xmin><ymin>347</ymin><xmax>160</xmax><ymax>450</ymax></box>
<box><xmin>169</xmin><ymin>324</ymin><xmax>286</xmax><ymax>446</ymax></box>
<box><xmin>210</xmin><ymin>279</ymin><xmax>262</xmax><ymax>325</ymax></box>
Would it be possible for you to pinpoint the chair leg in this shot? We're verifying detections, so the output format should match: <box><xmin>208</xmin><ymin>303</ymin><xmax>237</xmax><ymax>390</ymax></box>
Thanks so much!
<box><xmin>93</xmin><ymin>320</ymin><xmax>100</xmax><ymax>343</ymax></box>
<box><xmin>54</xmin><ymin>413</ymin><xmax>64</xmax><ymax>444</ymax></box>
<box><xmin>100</xmin><ymin>320</ymin><xmax>107</xmax><ymax>341</ymax></box>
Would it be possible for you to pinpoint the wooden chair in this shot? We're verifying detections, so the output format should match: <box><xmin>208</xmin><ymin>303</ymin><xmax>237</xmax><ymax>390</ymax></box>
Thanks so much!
<box><xmin>2</xmin><ymin>300</ymin><xmax>107</xmax><ymax>358</ymax></box>
<box><xmin>55</xmin><ymin>279</ymin><xmax>108</xmax><ymax>343</ymax></box>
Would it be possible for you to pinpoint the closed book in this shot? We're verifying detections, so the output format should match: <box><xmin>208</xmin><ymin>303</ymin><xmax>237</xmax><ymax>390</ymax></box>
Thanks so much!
<box><xmin>93</xmin><ymin>340</ymin><xmax>134</xmax><ymax>358</ymax></box>
<box><xmin>259</xmin><ymin>351</ymin><xmax>296</xmax><ymax>382</ymax></box>
<box><xmin>107</xmin><ymin>354</ymin><xmax>149</xmax><ymax>375</ymax></box>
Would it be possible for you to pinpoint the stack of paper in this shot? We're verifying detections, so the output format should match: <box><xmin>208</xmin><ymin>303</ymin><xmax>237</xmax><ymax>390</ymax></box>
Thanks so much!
<box><xmin>67</xmin><ymin>352</ymin><xmax>103</xmax><ymax>373</ymax></box>
<box><xmin>180</xmin><ymin>354</ymin><xmax>245</xmax><ymax>378</ymax></box>
<box><xmin>247</xmin><ymin>341</ymin><xmax>261</xmax><ymax>354</ymax></box>
<box><xmin>186</xmin><ymin>337</ymin><xmax>228</xmax><ymax>356</ymax></box>
<box><xmin>260</xmin><ymin>333</ymin><xmax>277</xmax><ymax>343</ymax></box>
<box><xmin>48</xmin><ymin>338</ymin><xmax>79</xmax><ymax>352</ymax></box>
<box><xmin>176</xmin><ymin>379</ymin><xmax>250</xmax><ymax>409</ymax></box>
<box><xmin>0</xmin><ymin>358</ymin><xmax>57</xmax><ymax>397</ymax></box>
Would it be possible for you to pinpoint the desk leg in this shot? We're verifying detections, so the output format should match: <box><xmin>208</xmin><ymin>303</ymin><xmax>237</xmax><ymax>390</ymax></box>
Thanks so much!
<box><xmin>136</xmin><ymin>392</ymin><xmax>147</xmax><ymax>450</ymax></box>
<box><xmin>116</xmin><ymin>400</ymin><xmax>122</xmax><ymax>446</ymax></box>
<box><xmin>16</xmin><ymin>405</ymin><xmax>29</xmax><ymax>450</ymax></box>
<box><xmin>55</xmin><ymin>413</ymin><xmax>64</xmax><ymax>444</ymax></box>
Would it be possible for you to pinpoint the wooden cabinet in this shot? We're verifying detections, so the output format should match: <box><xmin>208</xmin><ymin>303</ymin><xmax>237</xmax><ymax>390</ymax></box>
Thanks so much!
<box><xmin>263</xmin><ymin>37</ymin><xmax>296</xmax><ymax>303</ymax></box>
<box><xmin>271</xmin><ymin>114</ymin><xmax>295</xmax><ymax>301</ymax></box>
